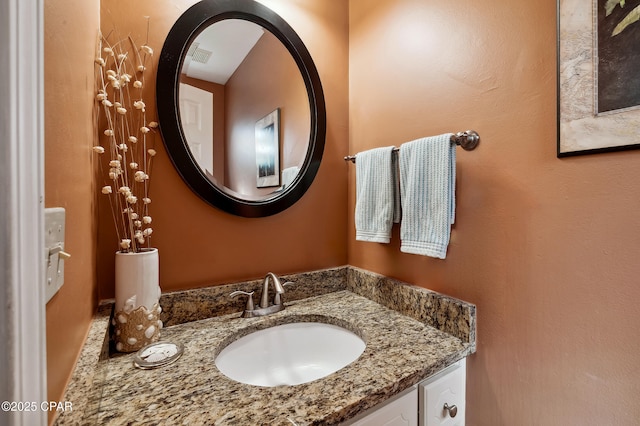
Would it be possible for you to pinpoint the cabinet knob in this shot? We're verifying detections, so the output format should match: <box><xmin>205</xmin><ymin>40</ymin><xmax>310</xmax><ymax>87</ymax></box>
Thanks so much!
<box><xmin>443</xmin><ymin>403</ymin><xmax>458</xmax><ymax>418</ymax></box>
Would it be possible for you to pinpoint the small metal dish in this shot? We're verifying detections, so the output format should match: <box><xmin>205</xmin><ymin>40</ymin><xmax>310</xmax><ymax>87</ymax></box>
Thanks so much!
<box><xmin>133</xmin><ymin>341</ymin><xmax>184</xmax><ymax>370</ymax></box>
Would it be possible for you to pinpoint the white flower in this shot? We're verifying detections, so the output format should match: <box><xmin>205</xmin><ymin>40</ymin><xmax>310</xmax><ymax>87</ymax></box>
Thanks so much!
<box><xmin>129</xmin><ymin>162</ymin><xmax>138</xmax><ymax>169</ymax></box>
<box><xmin>142</xmin><ymin>228</ymin><xmax>153</xmax><ymax>237</ymax></box>
<box><xmin>137</xmin><ymin>236</ymin><xmax>145</xmax><ymax>244</ymax></box>
<box><xmin>134</xmin><ymin>220</ymin><xmax>142</xmax><ymax>227</ymax></box>
<box><xmin>130</xmin><ymin>212</ymin><xmax>139</xmax><ymax>220</ymax></box>
<box><xmin>116</xmin><ymin>107</ymin><xmax>127</xmax><ymax>115</ymax></box>
<box><xmin>102</xmin><ymin>99</ymin><xmax>113</xmax><ymax>107</ymax></box>
<box><xmin>117</xmin><ymin>154</ymin><xmax>123</xmax><ymax>161</ymax></box>
<box><xmin>118</xmin><ymin>143</ymin><xmax>128</xmax><ymax>152</ymax></box>
<box><xmin>107</xmin><ymin>74</ymin><xmax>117</xmax><ymax>82</ymax></box>
<box><xmin>95</xmin><ymin>57</ymin><xmax>105</xmax><ymax>66</ymax></box>
<box><xmin>96</xmin><ymin>93</ymin><xmax>106</xmax><ymax>101</ymax></box>
<box><xmin>142</xmin><ymin>216</ymin><xmax>152</xmax><ymax>224</ymax></box>
<box><xmin>134</xmin><ymin>171</ymin><xmax>146</xmax><ymax>182</ymax></box>
<box><xmin>118</xmin><ymin>186</ymin><xmax>130</xmax><ymax>194</ymax></box>
<box><xmin>109</xmin><ymin>160</ymin><xmax>121</xmax><ymax>168</ymax></box>
<box><xmin>126</xmin><ymin>195</ymin><xmax>138</xmax><ymax>204</ymax></box>
<box><xmin>137</xmin><ymin>65</ymin><xmax>146</xmax><ymax>72</ymax></box>
<box><xmin>92</xmin><ymin>146</ymin><xmax>105</xmax><ymax>154</ymax></box>
<box><xmin>140</xmin><ymin>45</ymin><xmax>153</xmax><ymax>55</ymax></box>
<box><xmin>122</xmin><ymin>208</ymin><xmax>133</xmax><ymax>214</ymax></box>
<box><xmin>140</xmin><ymin>126</ymin><xmax>150</xmax><ymax>134</ymax></box>
<box><xmin>133</xmin><ymin>81</ymin><xmax>143</xmax><ymax>89</ymax></box>
<box><xmin>110</xmin><ymin>79</ymin><xmax>121</xmax><ymax>89</ymax></box>
<box><xmin>120</xmin><ymin>73</ymin><xmax>131</xmax><ymax>84</ymax></box>
<box><xmin>101</xmin><ymin>186</ymin><xmax>112</xmax><ymax>194</ymax></box>
<box><xmin>104</xmin><ymin>129</ymin><xmax>114</xmax><ymax>136</ymax></box>
<box><xmin>108</xmin><ymin>171</ymin><xmax>117</xmax><ymax>179</ymax></box>
<box><xmin>109</xmin><ymin>168</ymin><xmax>122</xmax><ymax>177</ymax></box>
<box><xmin>148</xmin><ymin>121</ymin><xmax>158</xmax><ymax>128</ymax></box>
<box><xmin>120</xmin><ymin>239</ymin><xmax>131</xmax><ymax>249</ymax></box>
<box><xmin>143</xmin><ymin>197</ymin><xmax>151</xmax><ymax>204</ymax></box>
<box><xmin>133</xmin><ymin>100</ymin><xmax>146</xmax><ymax>110</ymax></box>
<box><xmin>128</xmin><ymin>136</ymin><xmax>138</xmax><ymax>143</ymax></box>
<box><xmin>106</xmin><ymin>69</ymin><xmax>116</xmax><ymax>77</ymax></box>
<box><xmin>117</xmin><ymin>53</ymin><xmax>127</xmax><ymax>61</ymax></box>
<box><xmin>147</xmin><ymin>148</ymin><xmax>156</xmax><ymax>156</ymax></box>
<box><xmin>103</xmin><ymin>47</ymin><xmax>114</xmax><ymax>56</ymax></box>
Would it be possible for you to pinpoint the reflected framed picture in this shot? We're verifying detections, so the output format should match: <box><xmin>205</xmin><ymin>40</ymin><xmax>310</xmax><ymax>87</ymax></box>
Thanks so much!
<box><xmin>557</xmin><ymin>0</ymin><xmax>640</xmax><ymax>157</ymax></box>
<box><xmin>255</xmin><ymin>108</ymin><xmax>281</xmax><ymax>188</ymax></box>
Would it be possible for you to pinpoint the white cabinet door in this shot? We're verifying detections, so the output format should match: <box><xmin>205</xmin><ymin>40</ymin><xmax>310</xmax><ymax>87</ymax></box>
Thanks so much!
<box><xmin>419</xmin><ymin>359</ymin><xmax>466</xmax><ymax>426</ymax></box>
<box><xmin>344</xmin><ymin>385</ymin><xmax>418</xmax><ymax>426</ymax></box>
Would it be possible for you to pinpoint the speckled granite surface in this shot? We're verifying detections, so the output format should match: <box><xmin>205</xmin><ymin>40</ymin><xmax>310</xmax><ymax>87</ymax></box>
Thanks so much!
<box><xmin>347</xmin><ymin>267</ymin><xmax>476</xmax><ymax>347</ymax></box>
<box><xmin>55</xmin><ymin>303</ymin><xmax>111</xmax><ymax>425</ymax></box>
<box><xmin>56</xmin><ymin>266</ymin><xmax>475</xmax><ymax>425</ymax></box>
<box><xmin>160</xmin><ymin>267</ymin><xmax>347</xmax><ymax>327</ymax></box>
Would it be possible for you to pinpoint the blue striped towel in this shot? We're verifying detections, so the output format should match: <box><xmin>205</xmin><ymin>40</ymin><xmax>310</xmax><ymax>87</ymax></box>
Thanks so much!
<box><xmin>355</xmin><ymin>146</ymin><xmax>400</xmax><ymax>243</ymax></box>
<box><xmin>399</xmin><ymin>134</ymin><xmax>456</xmax><ymax>258</ymax></box>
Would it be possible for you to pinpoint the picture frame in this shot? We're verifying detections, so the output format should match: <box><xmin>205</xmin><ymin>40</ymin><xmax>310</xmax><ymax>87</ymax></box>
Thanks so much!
<box><xmin>557</xmin><ymin>0</ymin><xmax>640</xmax><ymax>157</ymax></box>
<box><xmin>255</xmin><ymin>108</ymin><xmax>281</xmax><ymax>188</ymax></box>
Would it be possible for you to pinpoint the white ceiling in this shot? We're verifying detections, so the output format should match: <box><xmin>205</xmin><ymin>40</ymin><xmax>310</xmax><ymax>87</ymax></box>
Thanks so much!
<box><xmin>182</xmin><ymin>19</ymin><xmax>265</xmax><ymax>85</ymax></box>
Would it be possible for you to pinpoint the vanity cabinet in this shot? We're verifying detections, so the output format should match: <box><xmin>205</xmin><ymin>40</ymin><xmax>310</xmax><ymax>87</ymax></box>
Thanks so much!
<box><xmin>419</xmin><ymin>358</ymin><xmax>466</xmax><ymax>426</ymax></box>
<box><xmin>344</xmin><ymin>385</ymin><xmax>418</xmax><ymax>426</ymax></box>
<box><xmin>342</xmin><ymin>359</ymin><xmax>466</xmax><ymax>426</ymax></box>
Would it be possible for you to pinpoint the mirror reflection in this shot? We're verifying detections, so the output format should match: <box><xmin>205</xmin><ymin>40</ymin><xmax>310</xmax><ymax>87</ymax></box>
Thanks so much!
<box><xmin>179</xmin><ymin>19</ymin><xmax>310</xmax><ymax>201</ymax></box>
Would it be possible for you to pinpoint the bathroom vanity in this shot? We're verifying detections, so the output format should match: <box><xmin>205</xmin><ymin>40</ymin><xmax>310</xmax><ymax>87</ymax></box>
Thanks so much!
<box><xmin>55</xmin><ymin>266</ymin><xmax>475</xmax><ymax>425</ymax></box>
<box><xmin>345</xmin><ymin>359</ymin><xmax>466</xmax><ymax>426</ymax></box>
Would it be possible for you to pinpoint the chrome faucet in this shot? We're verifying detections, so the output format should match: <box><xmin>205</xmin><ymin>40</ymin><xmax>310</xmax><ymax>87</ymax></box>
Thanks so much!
<box><xmin>230</xmin><ymin>272</ymin><xmax>293</xmax><ymax>318</ymax></box>
<box><xmin>260</xmin><ymin>272</ymin><xmax>284</xmax><ymax>309</ymax></box>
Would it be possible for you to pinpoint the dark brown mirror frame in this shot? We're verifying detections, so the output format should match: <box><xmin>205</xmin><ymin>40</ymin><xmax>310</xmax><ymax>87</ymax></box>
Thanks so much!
<box><xmin>156</xmin><ymin>0</ymin><xmax>326</xmax><ymax>217</ymax></box>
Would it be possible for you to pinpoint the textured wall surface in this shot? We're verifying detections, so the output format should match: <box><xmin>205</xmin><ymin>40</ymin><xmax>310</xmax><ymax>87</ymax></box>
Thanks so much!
<box><xmin>44</xmin><ymin>0</ymin><xmax>100</xmax><ymax>420</ymax></box>
<box><xmin>348</xmin><ymin>0</ymin><xmax>640</xmax><ymax>424</ymax></box>
<box><xmin>97</xmin><ymin>0</ymin><xmax>350</xmax><ymax>297</ymax></box>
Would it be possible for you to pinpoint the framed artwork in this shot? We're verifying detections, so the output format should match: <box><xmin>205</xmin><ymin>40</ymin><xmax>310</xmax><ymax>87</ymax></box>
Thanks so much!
<box><xmin>255</xmin><ymin>108</ymin><xmax>281</xmax><ymax>188</ymax></box>
<box><xmin>557</xmin><ymin>0</ymin><xmax>640</xmax><ymax>157</ymax></box>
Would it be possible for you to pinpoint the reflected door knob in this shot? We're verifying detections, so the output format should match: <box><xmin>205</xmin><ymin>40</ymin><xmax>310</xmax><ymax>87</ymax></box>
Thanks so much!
<box><xmin>443</xmin><ymin>403</ymin><xmax>458</xmax><ymax>418</ymax></box>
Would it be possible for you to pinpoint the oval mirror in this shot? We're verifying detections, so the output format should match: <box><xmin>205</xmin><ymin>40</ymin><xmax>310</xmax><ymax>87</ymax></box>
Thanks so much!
<box><xmin>157</xmin><ymin>0</ymin><xmax>326</xmax><ymax>217</ymax></box>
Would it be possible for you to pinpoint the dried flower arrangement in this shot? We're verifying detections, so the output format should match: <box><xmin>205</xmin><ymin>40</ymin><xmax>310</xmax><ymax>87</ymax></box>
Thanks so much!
<box><xmin>94</xmin><ymin>24</ymin><xmax>158</xmax><ymax>253</ymax></box>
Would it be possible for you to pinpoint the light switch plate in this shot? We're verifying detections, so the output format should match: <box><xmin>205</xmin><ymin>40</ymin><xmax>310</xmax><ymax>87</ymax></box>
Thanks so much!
<box><xmin>44</xmin><ymin>207</ymin><xmax>66</xmax><ymax>304</ymax></box>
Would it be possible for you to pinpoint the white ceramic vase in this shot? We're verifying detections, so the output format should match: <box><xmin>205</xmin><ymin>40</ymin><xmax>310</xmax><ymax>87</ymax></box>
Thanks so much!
<box><xmin>113</xmin><ymin>248</ymin><xmax>162</xmax><ymax>352</ymax></box>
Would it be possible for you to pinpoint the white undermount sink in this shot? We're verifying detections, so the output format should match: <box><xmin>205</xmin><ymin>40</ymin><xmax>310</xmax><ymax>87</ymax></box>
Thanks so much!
<box><xmin>215</xmin><ymin>322</ymin><xmax>366</xmax><ymax>387</ymax></box>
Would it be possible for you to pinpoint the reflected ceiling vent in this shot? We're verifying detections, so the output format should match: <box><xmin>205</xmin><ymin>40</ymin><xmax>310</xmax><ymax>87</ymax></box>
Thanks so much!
<box><xmin>186</xmin><ymin>42</ymin><xmax>213</xmax><ymax>64</ymax></box>
<box><xmin>191</xmin><ymin>48</ymin><xmax>212</xmax><ymax>64</ymax></box>
<box><xmin>186</xmin><ymin>42</ymin><xmax>200</xmax><ymax>57</ymax></box>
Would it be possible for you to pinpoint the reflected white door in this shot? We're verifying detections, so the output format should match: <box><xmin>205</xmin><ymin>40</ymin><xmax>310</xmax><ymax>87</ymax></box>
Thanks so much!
<box><xmin>179</xmin><ymin>83</ymin><xmax>214</xmax><ymax>175</ymax></box>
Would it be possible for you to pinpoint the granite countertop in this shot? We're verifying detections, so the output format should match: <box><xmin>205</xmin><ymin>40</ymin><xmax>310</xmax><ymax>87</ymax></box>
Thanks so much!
<box><xmin>56</xmin><ymin>266</ymin><xmax>476</xmax><ymax>425</ymax></box>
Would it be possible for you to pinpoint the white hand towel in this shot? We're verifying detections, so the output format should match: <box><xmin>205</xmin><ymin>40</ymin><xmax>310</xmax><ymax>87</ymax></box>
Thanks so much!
<box><xmin>355</xmin><ymin>146</ymin><xmax>399</xmax><ymax>243</ymax></box>
<box><xmin>399</xmin><ymin>134</ymin><xmax>456</xmax><ymax>258</ymax></box>
<box><xmin>281</xmin><ymin>166</ymin><xmax>300</xmax><ymax>189</ymax></box>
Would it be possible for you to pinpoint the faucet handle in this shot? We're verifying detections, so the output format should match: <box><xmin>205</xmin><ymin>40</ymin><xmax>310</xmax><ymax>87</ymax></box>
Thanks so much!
<box><xmin>273</xmin><ymin>282</ymin><xmax>295</xmax><ymax>306</ymax></box>
<box><xmin>230</xmin><ymin>290</ymin><xmax>255</xmax><ymax>312</ymax></box>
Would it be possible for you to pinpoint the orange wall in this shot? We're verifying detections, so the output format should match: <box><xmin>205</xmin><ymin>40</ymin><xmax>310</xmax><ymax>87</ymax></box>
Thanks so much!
<box><xmin>43</xmin><ymin>0</ymin><xmax>99</xmax><ymax>419</ymax></box>
<box><xmin>98</xmin><ymin>0</ymin><xmax>349</xmax><ymax>297</ymax></box>
<box><xmin>348</xmin><ymin>0</ymin><xmax>640</xmax><ymax>424</ymax></box>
